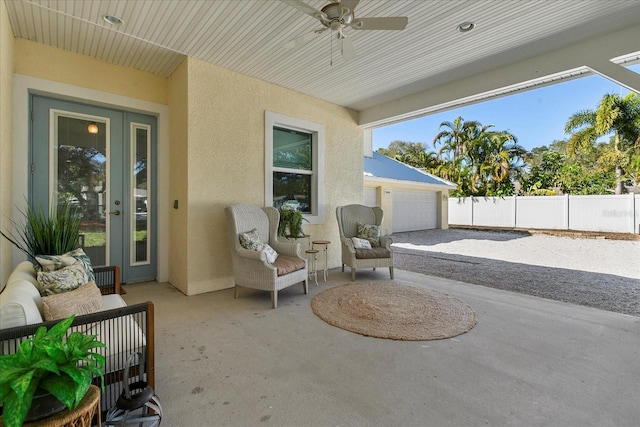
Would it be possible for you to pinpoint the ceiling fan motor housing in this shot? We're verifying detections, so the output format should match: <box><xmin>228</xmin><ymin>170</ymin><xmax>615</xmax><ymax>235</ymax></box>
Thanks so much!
<box><xmin>321</xmin><ymin>2</ymin><xmax>354</xmax><ymax>29</ymax></box>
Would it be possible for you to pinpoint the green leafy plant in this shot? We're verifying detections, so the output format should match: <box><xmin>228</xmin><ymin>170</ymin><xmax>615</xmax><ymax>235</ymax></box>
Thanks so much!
<box><xmin>0</xmin><ymin>201</ymin><xmax>81</xmax><ymax>264</ymax></box>
<box><xmin>0</xmin><ymin>315</ymin><xmax>105</xmax><ymax>427</ymax></box>
<box><xmin>278</xmin><ymin>205</ymin><xmax>309</xmax><ymax>238</ymax></box>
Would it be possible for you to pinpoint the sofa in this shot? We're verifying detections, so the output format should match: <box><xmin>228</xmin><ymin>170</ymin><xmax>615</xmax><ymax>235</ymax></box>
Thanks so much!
<box><xmin>0</xmin><ymin>261</ymin><xmax>155</xmax><ymax>415</ymax></box>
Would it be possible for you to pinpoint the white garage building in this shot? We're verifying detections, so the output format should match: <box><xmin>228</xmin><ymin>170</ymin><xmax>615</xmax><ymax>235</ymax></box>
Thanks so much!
<box><xmin>363</xmin><ymin>153</ymin><xmax>456</xmax><ymax>234</ymax></box>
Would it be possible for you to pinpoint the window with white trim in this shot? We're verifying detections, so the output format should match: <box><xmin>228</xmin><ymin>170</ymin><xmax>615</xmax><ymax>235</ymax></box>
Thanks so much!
<box><xmin>265</xmin><ymin>112</ymin><xmax>324</xmax><ymax>224</ymax></box>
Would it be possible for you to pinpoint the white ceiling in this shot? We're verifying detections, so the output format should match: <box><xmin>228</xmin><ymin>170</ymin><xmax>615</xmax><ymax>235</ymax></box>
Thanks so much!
<box><xmin>5</xmin><ymin>0</ymin><xmax>640</xmax><ymax>112</ymax></box>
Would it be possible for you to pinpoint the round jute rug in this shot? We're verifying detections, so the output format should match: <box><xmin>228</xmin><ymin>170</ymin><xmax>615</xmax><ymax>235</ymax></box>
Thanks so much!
<box><xmin>311</xmin><ymin>283</ymin><xmax>478</xmax><ymax>340</ymax></box>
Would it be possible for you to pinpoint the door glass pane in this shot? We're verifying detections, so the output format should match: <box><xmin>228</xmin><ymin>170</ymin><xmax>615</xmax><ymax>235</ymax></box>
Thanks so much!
<box><xmin>132</xmin><ymin>125</ymin><xmax>150</xmax><ymax>264</ymax></box>
<box><xmin>55</xmin><ymin>115</ymin><xmax>107</xmax><ymax>266</ymax></box>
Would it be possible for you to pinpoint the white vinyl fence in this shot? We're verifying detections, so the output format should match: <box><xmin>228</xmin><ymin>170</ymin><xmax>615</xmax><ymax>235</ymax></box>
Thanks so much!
<box><xmin>449</xmin><ymin>194</ymin><xmax>640</xmax><ymax>234</ymax></box>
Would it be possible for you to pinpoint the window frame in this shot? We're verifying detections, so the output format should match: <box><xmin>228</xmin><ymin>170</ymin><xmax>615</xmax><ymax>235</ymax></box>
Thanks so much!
<box><xmin>265</xmin><ymin>111</ymin><xmax>324</xmax><ymax>224</ymax></box>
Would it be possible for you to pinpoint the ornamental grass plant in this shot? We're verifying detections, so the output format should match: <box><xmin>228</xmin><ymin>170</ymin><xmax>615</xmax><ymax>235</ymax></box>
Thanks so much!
<box><xmin>0</xmin><ymin>201</ymin><xmax>81</xmax><ymax>264</ymax></box>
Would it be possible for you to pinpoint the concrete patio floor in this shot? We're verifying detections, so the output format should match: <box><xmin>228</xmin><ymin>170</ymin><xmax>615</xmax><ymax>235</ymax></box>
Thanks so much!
<box><xmin>122</xmin><ymin>268</ymin><xmax>640</xmax><ymax>427</ymax></box>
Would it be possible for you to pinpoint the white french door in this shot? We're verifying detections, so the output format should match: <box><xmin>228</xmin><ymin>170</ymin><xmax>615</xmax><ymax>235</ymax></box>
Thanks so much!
<box><xmin>30</xmin><ymin>95</ymin><xmax>157</xmax><ymax>283</ymax></box>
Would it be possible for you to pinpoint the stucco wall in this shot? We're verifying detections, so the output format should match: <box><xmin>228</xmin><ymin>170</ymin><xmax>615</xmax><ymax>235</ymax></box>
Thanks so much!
<box><xmin>10</xmin><ymin>40</ymin><xmax>170</xmax><ymax>282</ymax></box>
<box><xmin>185</xmin><ymin>57</ymin><xmax>362</xmax><ymax>295</ymax></box>
<box><xmin>168</xmin><ymin>59</ymin><xmax>189</xmax><ymax>293</ymax></box>
<box><xmin>14</xmin><ymin>39</ymin><xmax>168</xmax><ymax>105</ymax></box>
<box><xmin>0</xmin><ymin>0</ymin><xmax>14</xmax><ymax>284</ymax></box>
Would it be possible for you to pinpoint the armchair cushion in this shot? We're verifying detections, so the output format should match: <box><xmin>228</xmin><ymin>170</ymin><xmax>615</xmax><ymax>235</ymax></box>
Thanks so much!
<box><xmin>357</xmin><ymin>222</ymin><xmax>381</xmax><ymax>246</ymax></box>
<box><xmin>355</xmin><ymin>247</ymin><xmax>392</xmax><ymax>259</ymax></box>
<box><xmin>41</xmin><ymin>281</ymin><xmax>104</xmax><ymax>321</ymax></box>
<box><xmin>263</xmin><ymin>244</ymin><xmax>279</xmax><ymax>264</ymax></box>
<box><xmin>352</xmin><ymin>237</ymin><xmax>372</xmax><ymax>249</ymax></box>
<box><xmin>273</xmin><ymin>255</ymin><xmax>306</xmax><ymax>276</ymax></box>
<box><xmin>239</xmin><ymin>228</ymin><xmax>264</xmax><ymax>251</ymax></box>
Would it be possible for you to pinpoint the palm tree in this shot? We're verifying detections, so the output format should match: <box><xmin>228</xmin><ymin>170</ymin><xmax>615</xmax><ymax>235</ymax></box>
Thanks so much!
<box><xmin>432</xmin><ymin>116</ymin><xmax>484</xmax><ymax>162</ymax></box>
<box><xmin>433</xmin><ymin>116</ymin><xmax>525</xmax><ymax>196</ymax></box>
<box><xmin>564</xmin><ymin>92</ymin><xmax>640</xmax><ymax>194</ymax></box>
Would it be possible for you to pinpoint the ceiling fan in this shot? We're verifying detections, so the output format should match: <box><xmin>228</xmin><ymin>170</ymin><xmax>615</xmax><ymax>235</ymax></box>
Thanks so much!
<box><xmin>281</xmin><ymin>0</ymin><xmax>408</xmax><ymax>63</ymax></box>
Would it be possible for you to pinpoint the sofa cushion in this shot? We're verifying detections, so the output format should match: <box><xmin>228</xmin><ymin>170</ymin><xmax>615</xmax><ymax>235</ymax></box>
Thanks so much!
<box><xmin>36</xmin><ymin>248</ymin><xmax>95</xmax><ymax>282</ymax></box>
<box><xmin>36</xmin><ymin>262</ymin><xmax>89</xmax><ymax>296</ymax></box>
<box><xmin>101</xmin><ymin>294</ymin><xmax>128</xmax><ymax>310</ymax></box>
<box><xmin>273</xmin><ymin>255</ymin><xmax>305</xmax><ymax>276</ymax></box>
<box><xmin>41</xmin><ymin>281</ymin><xmax>104</xmax><ymax>321</ymax></box>
<box><xmin>0</xmin><ymin>280</ymin><xmax>44</xmax><ymax>328</ymax></box>
<box><xmin>5</xmin><ymin>261</ymin><xmax>39</xmax><ymax>291</ymax></box>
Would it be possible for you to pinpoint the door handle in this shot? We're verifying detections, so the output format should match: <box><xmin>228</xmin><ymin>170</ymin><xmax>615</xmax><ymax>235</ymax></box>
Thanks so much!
<box><xmin>109</xmin><ymin>210</ymin><xmax>121</xmax><ymax>216</ymax></box>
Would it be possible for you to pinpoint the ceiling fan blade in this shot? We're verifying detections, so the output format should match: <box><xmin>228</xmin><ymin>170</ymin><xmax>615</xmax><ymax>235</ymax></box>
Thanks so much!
<box><xmin>341</xmin><ymin>0</ymin><xmax>361</xmax><ymax>14</ymax></box>
<box><xmin>338</xmin><ymin>34</ymin><xmax>357</xmax><ymax>62</ymax></box>
<box><xmin>351</xmin><ymin>16</ymin><xmax>408</xmax><ymax>31</ymax></box>
<box><xmin>280</xmin><ymin>0</ymin><xmax>327</xmax><ymax>21</ymax></box>
<box><xmin>283</xmin><ymin>28</ymin><xmax>326</xmax><ymax>50</ymax></box>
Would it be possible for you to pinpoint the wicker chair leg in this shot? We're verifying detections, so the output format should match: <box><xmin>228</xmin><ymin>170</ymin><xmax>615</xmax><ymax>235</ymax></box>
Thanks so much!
<box><xmin>342</xmin><ymin>264</ymin><xmax>345</xmax><ymax>272</ymax></box>
<box><xmin>351</xmin><ymin>268</ymin><xmax>356</xmax><ymax>281</ymax></box>
<box><xmin>271</xmin><ymin>291</ymin><xmax>278</xmax><ymax>309</ymax></box>
<box><xmin>389</xmin><ymin>267</ymin><xmax>394</xmax><ymax>279</ymax></box>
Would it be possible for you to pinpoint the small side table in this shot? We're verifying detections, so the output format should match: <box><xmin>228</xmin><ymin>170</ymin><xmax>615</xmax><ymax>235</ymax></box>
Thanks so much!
<box><xmin>312</xmin><ymin>240</ymin><xmax>331</xmax><ymax>282</ymax></box>
<box><xmin>305</xmin><ymin>249</ymin><xmax>319</xmax><ymax>286</ymax></box>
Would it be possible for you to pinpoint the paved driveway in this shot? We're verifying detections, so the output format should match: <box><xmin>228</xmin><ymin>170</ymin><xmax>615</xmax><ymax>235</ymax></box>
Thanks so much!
<box><xmin>391</xmin><ymin>228</ymin><xmax>640</xmax><ymax>316</ymax></box>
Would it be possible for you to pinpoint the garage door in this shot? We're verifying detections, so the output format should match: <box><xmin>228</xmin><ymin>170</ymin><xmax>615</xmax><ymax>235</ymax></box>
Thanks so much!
<box><xmin>392</xmin><ymin>189</ymin><xmax>438</xmax><ymax>232</ymax></box>
<box><xmin>363</xmin><ymin>186</ymin><xmax>377</xmax><ymax>207</ymax></box>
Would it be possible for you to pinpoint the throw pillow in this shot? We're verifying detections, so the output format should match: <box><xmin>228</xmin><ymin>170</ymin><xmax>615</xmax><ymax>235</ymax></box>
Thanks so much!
<box><xmin>41</xmin><ymin>281</ymin><xmax>103</xmax><ymax>321</ymax></box>
<box><xmin>357</xmin><ymin>222</ymin><xmax>381</xmax><ymax>247</ymax></box>
<box><xmin>36</xmin><ymin>248</ymin><xmax>95</xmax><ymax>282</ymax></box>
<box><xmin>352</xmin><ymin>237</ymin><xmax>372</xmax><ymax>249</ymax></box>
<box><xmin>239</xmin><ymin>228</ymin><xmax>264</xmax><ymax>251</ymax></box>
<box><xmin>262</xmin><ymin>244</ymin><xmax>279</xmax><ymax>264</ymax></box>
<box><xmin>36</xmin><ymin>261</ymin><xmax>90</xmax><ymax>296</ymax></box>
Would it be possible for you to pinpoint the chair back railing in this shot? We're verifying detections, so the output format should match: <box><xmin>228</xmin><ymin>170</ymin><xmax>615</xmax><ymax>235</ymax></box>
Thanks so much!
<box><xmin>0</xmin><ymin>301</ymin><xmax>155</xmax><ymax>417</ymax></box>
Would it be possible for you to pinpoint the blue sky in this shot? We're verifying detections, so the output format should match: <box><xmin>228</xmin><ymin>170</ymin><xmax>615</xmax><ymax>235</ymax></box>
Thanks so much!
<box><xmin>372</xmin><ymin>64</ymin><xmax>640</xmax><ymax>152</ymax></box>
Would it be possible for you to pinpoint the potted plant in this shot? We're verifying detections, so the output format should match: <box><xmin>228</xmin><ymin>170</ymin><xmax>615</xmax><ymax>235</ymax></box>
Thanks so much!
<box><xmin>0</xmin><ymin>315</ymin><xmax>105</xmax><ymax>427</ymax></box>
<box><xmin>278</xmin><ymin>204</ymin><xmax>309</xmax><ymax>238</ymax></box>
<box><xmin>0</xmin><ymin>200</ymin><xmax>81</xmax><ymax>266</ymax></box>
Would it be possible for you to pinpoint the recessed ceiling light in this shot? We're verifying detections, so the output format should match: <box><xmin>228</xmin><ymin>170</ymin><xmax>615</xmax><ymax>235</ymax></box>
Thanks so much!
<box><xmin>103</xmin><ymin>14</ymin><xmax>124</xmax><ymax>26</ymax></box>
<box><xmin>457</xmin><ymin>21</ymin><xmax>475</xmax><ymax>33</ymax></box>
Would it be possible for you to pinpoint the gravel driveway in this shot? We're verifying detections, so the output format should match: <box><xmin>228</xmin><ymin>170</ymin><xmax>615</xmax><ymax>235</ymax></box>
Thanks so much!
<box><xmin>391</xmin><ymin>228</ymin><xmax>640</xmax><ymax>317</ymax></box>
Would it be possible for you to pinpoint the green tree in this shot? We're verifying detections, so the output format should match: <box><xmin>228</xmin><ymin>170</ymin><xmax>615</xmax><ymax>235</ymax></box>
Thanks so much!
<box><xmin>432</xmin><ymin>117</ymin><xmax>485</xmax><ymax>162</ymax></box>
<box><xmin>432</xmin><ymin>116</ymin><xmax>526</xmax><ymax>196</ymax></box>
<box><xmin>564</xmin><ymin>92</ymin><xmax>640</xmax><ymax>194</ymax></box>
<box><xmin>376</xmin><ymin>141</ymin><xmax>428</xmax><ymax>159</ymax></box>
<box><xmin>520</xmin><ymin>151</ymin><xmax>566</xmax><ymax>195</ymax></box>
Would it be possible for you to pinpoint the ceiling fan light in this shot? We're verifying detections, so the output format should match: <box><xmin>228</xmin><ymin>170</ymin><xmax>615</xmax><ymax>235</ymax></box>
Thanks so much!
<box><xmin>87</xmin><ymin>123</ymin><xmax>99</xmax><ymax>134</ymax></box>
<box><xmin>457</xmin><ymin>21</ymin><xmax>475</xmax><ymax>32</ymax></box>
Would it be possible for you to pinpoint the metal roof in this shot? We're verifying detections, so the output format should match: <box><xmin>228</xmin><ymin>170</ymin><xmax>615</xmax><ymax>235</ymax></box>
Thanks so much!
<box><xmin>364</xmin><ymin>153</ymin><xmax>455</xmax><ymax>189</ymax></box>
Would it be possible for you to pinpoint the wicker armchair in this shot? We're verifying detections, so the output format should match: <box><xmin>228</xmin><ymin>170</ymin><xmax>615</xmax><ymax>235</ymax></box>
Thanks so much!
<box><xmin>336</xmin><ymin>204</ymin><xmax>394</xmax><ymax>281</ymax></box>
<box><xmin>225</xmin><ymin>203</ymin><xmax>308</xmax><ymax>308</ymax></box>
